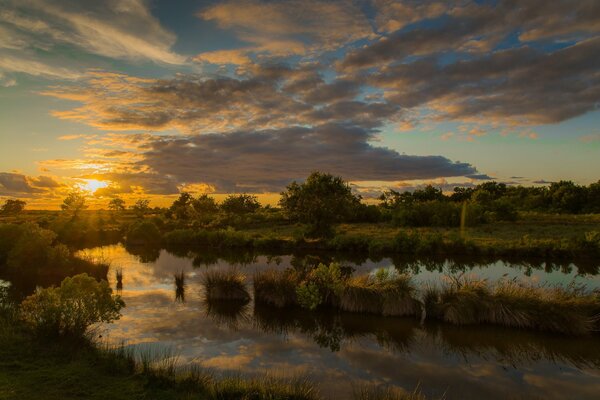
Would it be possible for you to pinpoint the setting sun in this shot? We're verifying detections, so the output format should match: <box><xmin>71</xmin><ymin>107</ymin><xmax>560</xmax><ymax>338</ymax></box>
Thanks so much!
<box><xmin>77</xmin><ymin>179</ymin><xmax>108</xmax><ymax>194</ymax></box>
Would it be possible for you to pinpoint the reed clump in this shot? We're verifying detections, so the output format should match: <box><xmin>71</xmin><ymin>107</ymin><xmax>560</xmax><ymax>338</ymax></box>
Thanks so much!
<box><xmin>254</xmin><ymin>264</ymin><xmax>600</xmax><ymax>335</ymax></box>
<box><xmin>340</xmin><ymin>269</ymin><xmax>420</xmax><ymax>317</ymax></box>
<box><xmin>253</xmin><ymin>268</ymin><xmax>298</xmax><ymax>307</ymax></box>
<box><xmin>201</xmin><ymin>268</ymin><xmax>250</xmax><ymax>302</ymax></box>
<box><xmin>353</xmin><ymin>385</ymin><xmax>429</xmax><ymax>400</ymax></box>
<box><xmin>427</xmin><ymin>275</ymin><xmax>600</xmax><ymax>335</ymax></box>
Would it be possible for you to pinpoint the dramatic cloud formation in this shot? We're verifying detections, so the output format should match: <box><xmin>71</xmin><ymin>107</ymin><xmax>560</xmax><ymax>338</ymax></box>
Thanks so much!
<box><xmin>198</xmin><ymin>0</ymin><xmax>373</xmax><ymax>58</ymax></box>
<box><xmin>2</xmin><ymin>0</ymin><xmax>599</xmax><ymax>203</ymax></box>
<box><xmin>0</xmin><ymin>0</ymin><xmax>183</xmax><ymax>84</ymax></box>
<box><xmin>138</xmin><ymin>125</ymin><xmax>477</xmax><ymax>192</ymax></box>
<box><xmin>0</xmin><ymin>172</ymin><xmax>63</xmax><ymax>196</ymax></box>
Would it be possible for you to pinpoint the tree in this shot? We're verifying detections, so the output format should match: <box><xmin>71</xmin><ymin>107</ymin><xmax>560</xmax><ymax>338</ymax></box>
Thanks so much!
<box><xmin>61</xmin><ymin>191</ymin><xmax>87</xmax><ymax>215</ymax></box>
<box><xmin>192</xmin><ymin>194</ymin><xmax>219</xmax><ymax>214</ymax></box>
<box><xmin>107</xmin><ymin>197</ymin><xmax>125</xmax><ymax>212</ymax></box>
<box><xmin>279</xmin><ymin>172</ymin><xmax>361</xmax><ymax>236</ymax></box>
<box><xmin>221</xmin><ymin>194</ymin><xmax>260</xmax><ymax>215</ymax></box>
<box><xmin>169</xmin><ymin>192</ymin><xmax>193</xmax><ymax>219</ymax></box>
<box><xmin>0</xmin><ymin>199</ymin><xmax>26</xmax><ymax>215</ymax></box>
<box><xmin>130</xmin><ymin>199</ymin><xmax>150</xmax><ymax>217</ymax></box>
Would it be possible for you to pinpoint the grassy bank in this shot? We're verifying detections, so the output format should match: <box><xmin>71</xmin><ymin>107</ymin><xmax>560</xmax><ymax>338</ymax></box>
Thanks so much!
<box><xmin>252</xmin><ymin>264</ymin><xmax>600</xmax><ymax>335</ymax></box>
<box><xmin>3</xmin><ymin>211</ymin><xmax>600</xmax><ymax>261</ymax></box>
<box><xmin>0</xmin><ymin>308</ymin><xmax>430</xmax><ymax>400</ymax></box>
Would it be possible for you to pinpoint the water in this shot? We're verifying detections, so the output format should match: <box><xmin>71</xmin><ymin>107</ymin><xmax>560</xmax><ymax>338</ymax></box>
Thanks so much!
<box><xmin>36</xmin><ymin>245</ymin><xmax>600</xmax><ymax>398</ymax></box>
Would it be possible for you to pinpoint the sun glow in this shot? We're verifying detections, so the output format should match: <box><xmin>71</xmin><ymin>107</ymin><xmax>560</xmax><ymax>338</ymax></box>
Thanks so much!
<box><xmin>78</xmin><ymin>179</ymin><xmax>109</xmax><ymax>193</ymax></box>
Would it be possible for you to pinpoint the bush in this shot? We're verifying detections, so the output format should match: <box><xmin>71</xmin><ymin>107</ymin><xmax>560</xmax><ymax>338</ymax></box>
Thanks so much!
<box><xmin>20</xmin><ymin>273</ymin><xmax>124</xmax><ymax>338</ymax></box>
<box><xmin>126</xmin><ymin>220</ymin><xmax>161</xmax><ymax>245</ymax></box>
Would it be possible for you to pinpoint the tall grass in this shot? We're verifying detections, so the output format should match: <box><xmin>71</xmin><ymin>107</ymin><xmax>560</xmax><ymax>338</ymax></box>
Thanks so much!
<box><xmin>115</xmin><ymin>268</ymin><xmax>123</xmax><ymax>291</ymax></box>
<box><xmin>253</xmin><ymin>268</ymin><xmax>298</xmax><ymax>308</ymax></box>
<box><xmin>353</xmin><ymin>385</ymin><xmax>430</xmax><ymax>400</ymax></box>
<box><xmin>428</xmin><ymin>275</ymin><xmax>600</xmax><ymax>335</ymax></box>
<box><xmin>201</xmin><ymin>268</ymin><xmax>250</xmax><ymax>302</ymax></box>
<box><xmin>254</xmin><ymin>264</ymin><xmax>600</xmax><ymax>335</ymax></box>
<box><xmin>340</xmin><ymin>269</ymin><xmax>421</xmax><ymax>317</ymax></box>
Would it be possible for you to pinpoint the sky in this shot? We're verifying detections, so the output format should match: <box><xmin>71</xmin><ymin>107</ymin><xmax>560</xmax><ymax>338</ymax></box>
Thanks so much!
<box><xmin>0</xmin><ymin>0</ymin><xmax>599</xmax><ymax>208</ymax></box>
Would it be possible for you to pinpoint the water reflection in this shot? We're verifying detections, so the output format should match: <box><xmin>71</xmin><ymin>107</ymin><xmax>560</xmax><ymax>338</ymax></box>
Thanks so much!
<box><xmin>205</xmin><ymin>299</ymin><xmax>251</xmax><ymax>330</ymax></box>
<box><xmin>174</xmin><ymin>271</ymin><xmax>185</xmax><ymax>303</ymax></box>
<box><xmin>21</xmin><ymin>244</ymin><xmax>600</xmax><ymax>399</ymax></box>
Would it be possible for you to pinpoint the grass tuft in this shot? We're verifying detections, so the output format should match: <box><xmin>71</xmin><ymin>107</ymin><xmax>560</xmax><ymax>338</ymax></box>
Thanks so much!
<box><xmin>201</xmin><ymin>268</ymin><xmax>250</xmax><ymax>302</ymax></box>
<box><xmin>254</xmin><ymin>268</ymin><xmax>298</xmax><ymax>307</ymax></box>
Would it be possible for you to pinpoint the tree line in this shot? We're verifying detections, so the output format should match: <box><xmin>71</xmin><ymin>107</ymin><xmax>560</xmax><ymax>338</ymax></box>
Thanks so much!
<box><xmin>1</xmin><ymin>174</ymin><xmax>599</xmax><ymax>236</ymax></box>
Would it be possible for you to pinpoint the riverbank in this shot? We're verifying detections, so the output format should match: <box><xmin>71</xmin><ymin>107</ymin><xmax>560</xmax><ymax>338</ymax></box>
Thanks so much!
<box><xmin>0</xmin><ymin>312</ymin><xmax>429</xmax><ymax>400</ymax></box>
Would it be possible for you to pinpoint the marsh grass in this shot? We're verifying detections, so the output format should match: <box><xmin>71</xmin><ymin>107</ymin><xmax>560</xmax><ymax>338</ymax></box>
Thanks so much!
<box><xmin>254</xmin><ymin>264</ymin><xmax>600</xmax><ymax>335</ymax></box>
<box><xmin>115</xmin><ymin>268</ymin><xmax>123</xmax><ymax>291</ymax></box>
<box><xmin>254</xmin><ymin>268</ymin><xmax>298</xmax><ymax>307</ymax></box>
<box><xmin>340</xmin><ymin>269</ymin><xmax>420</xmax><ymax>317</ymax></box>
<box><xmin>201</xmin><ymin>268</ymin><xmax>251</xmax><ymax>302</ymax></box>
<box><xmin>353</xmin><ymin>385</ymin><xmax>431</xmax><ymax>400</ymax></box>
<box><xmin>429</xmin><ymin>275</ymin><xmax>600</xmax><ymax>335</ymax></box>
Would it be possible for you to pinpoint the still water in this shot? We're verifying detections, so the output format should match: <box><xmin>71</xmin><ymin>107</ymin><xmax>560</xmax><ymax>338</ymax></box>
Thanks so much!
<box><xmin>74</xmin><ymin>244</ymin><xmax>600</xmax><ymax>399</ymax></box>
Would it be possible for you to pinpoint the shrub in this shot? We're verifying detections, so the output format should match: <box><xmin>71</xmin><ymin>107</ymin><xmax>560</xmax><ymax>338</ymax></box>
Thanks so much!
<box><xmin>20</xmin><ymin>273</ymin><xmax>124</xmax><ymax>338</ymax></box>
<box><xmin>126</xmin><ymin>220</ymin><xmax>161</xmax><ymax>245</ymax></box>
<box><xmin>296</xmin><ymin>282</ymin><xmax>322</xmax><ymax>310</ymax></box>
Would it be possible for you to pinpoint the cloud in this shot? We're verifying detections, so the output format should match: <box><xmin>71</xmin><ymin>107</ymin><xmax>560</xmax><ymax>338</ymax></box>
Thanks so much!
<box><xmin>0</xmin><ymin>172</ymin><xmax>63</xmax><ymax>197</ymax></box>
<box><xmin>194</xmin><ymin>49</ymin><xmax>252</xmax><ymax>66</ymax></box>
<box><xmin>343</xmin><ymin>0</ymin><xmax>600</xmax><ymax>70</ymax></box>
<box><xmin>42</xmin><ymin>68</ymin><xmax>393</xmax><ymax>132</ymax></box>
<box><xmin>0</xmin><ymin>0</ymin><xmax>184</xmax><ymax>82</ymax></box>
<box><xmin>135</xmin><ymin>124</ymin><xmax>478</xmax><ymax>193</ymax></box>
<box><xmin>366</xmin><ymin>38</ymin><xmax>600</xmax><ymax>124</ymax></box>
<box><xmin>198</xmin><ymin>0</ymin><xmax>373</xmax><ymax>57</ymax></box>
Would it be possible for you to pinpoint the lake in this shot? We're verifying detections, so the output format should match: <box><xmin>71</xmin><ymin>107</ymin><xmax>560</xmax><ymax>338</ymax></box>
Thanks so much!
<box><xmin>38</xmin><ymin>244</ymin><xmax>600</xmax><ymax>398</ymax></box>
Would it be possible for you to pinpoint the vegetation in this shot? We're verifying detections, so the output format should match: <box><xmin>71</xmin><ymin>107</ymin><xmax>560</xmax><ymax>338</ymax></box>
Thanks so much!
<box><xmin>61</xmin><ymin>190</ymin><xmax>88</xmax><ymax>216</ymax></box>
<box><xmin>0</xmin><ymin>277</ymin><xmax>320</xmax><ymax>400</ymax></box>
<box><xmin>201</xmin><ymin>269</ymin><xmax>250</xmax><ymax>302</ymax></box>
<box><xmin>426</xmin><ymin>276</ymin><xmax>600</xmax><ymax>335</ymax></box>
<box><xmin>254</xmin><ymin>263</ymin><xmax>600</xmax><ymax>335</ymax></box>
<box><xmin>108</xmin><ymin>197</ymin><xmax>126</xmax><ymax>212</ymax></box>
<box><xmin>0</xmin><ymin>199</ymin><xmax>26</xmax><ymax>215</ymax></box>
<box><xmin>125</xmin><ymin>219</ymin><xmax>161</xmax><ymax>245</ymax></box>
<box><xmin>20</xmin><ymin>273</ymin><xmax>124</xmax><ymax>338</ymax></box>
<box><xmin>279</xmin><ymin>172</ymin><xmax>362</xmax><ymax>237</ymax></box>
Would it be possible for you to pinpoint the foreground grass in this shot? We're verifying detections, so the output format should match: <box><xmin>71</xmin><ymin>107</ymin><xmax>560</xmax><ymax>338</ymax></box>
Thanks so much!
<box><xmin>0</xmin><ymin>320</ymin><xmax>319</xmax><ymax>400</ymax></box>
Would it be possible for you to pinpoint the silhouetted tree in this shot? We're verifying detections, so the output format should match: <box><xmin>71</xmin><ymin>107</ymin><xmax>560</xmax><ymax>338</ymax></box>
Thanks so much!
<box><xmin>61</xmin><ymin>191</ymin><xmax>87</xmax><ymax>216</ymax></box>
<box><xmin>221</xmin><ymin>194</ymin><xmax>260</xmax><ymax>215</ymax></box>
<box><xmin>192</xmin><ymin>194</ymin><xmax>219</xmax><ymax>214</ymax></box>
<box><xmin>107</xmin><ymin>197</ymin><xmax>125</xmax><ymax>212</ymax></box>
<box><xmin>0</xmin><ymin>199</ymin><xmax>26</xmax><ymax>215</ymax></box>
<box><xmin>169</xmin><ymin>192</ymin><xmax>193</xmax><ymax>219</ymax></box>
<box><xmin>279</xmin><ymin>172</ymin><xmax>361</xmax><ymax>236</ymax></box>
<box><xmin>130</xmin><ymin>199</ymin><xmax>150</xmax><ymax>218</ymax></box>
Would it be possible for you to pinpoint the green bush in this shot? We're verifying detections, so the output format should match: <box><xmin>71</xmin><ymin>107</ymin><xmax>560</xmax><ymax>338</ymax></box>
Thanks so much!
<box><xmin>296</xmin><ymin>282</ymin><xmax>322</xmax><ymax>310</ymax></box>
<box><xmin>20</xmin><ymin>273</ymin><xmax>124</xmax><ymax>338</ymax></box>
<box><xmin>126</xmin><ymin>220</ymin><xmax>161</xmax><ymax>245</ymax></box>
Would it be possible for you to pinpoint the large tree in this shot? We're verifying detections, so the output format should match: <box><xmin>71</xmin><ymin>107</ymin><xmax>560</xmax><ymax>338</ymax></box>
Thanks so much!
<box><xmin>279</xmin><ymin>172</ymin><xmax>361</xmax><ymax>236</ymax></box>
